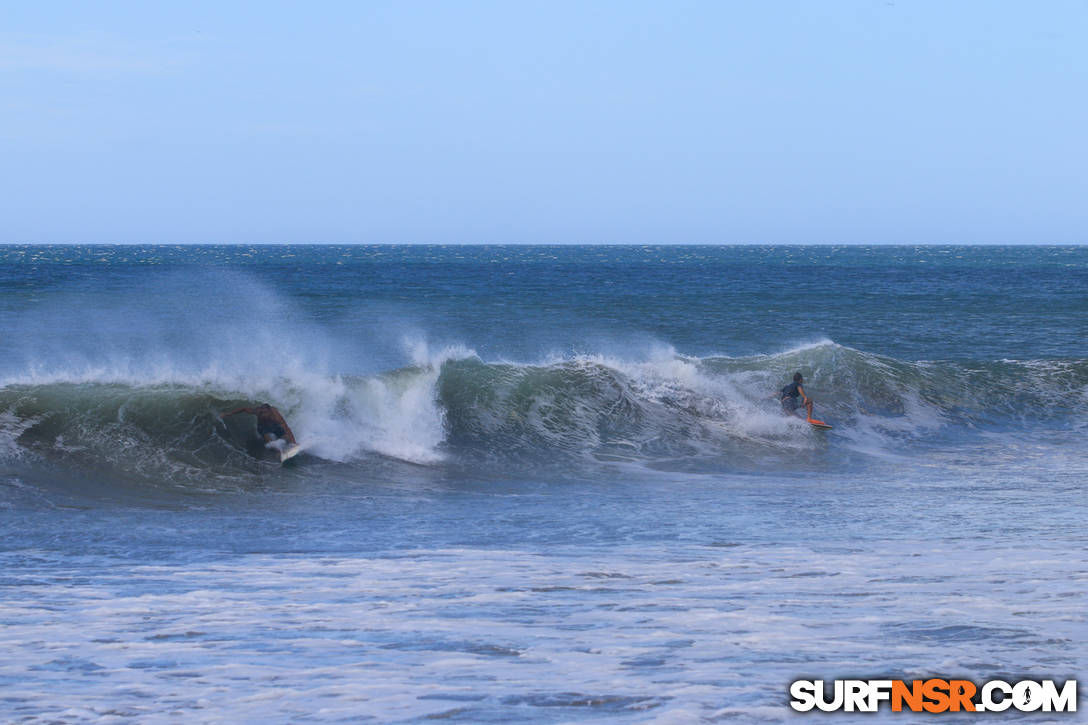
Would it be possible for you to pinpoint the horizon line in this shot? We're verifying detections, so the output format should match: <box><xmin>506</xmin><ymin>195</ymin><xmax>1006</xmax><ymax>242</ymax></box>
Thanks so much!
<box><xmin>2</xmin><ymin>241</ymin><xmax>1086</xmax><ymax>247</ymax></box>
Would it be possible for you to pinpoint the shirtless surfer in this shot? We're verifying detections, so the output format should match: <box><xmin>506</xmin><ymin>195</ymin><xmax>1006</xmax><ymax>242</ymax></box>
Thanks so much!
<box><xmin>220</xmin><ymin>403</ymin><xmax>297</xmax><ymax>445</ymax></box>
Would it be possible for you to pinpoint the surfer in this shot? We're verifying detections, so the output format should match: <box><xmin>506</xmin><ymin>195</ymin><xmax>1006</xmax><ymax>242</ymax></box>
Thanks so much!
<box><xmin>219</xmin><ymin>403</ymin><xmax>297</xmax><ymax>445</ymax></box>
<box><xmin>777</xmin><ymin>372</ymin><xmax>815</xmax><ymax>420</ymax></box>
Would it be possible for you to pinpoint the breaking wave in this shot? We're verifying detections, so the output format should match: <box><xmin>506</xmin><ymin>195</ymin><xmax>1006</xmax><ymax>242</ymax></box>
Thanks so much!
<box><xmin>1</xmin><ymin>340</ymin><xmax>1085</xmax><ymax>494</ymax></box>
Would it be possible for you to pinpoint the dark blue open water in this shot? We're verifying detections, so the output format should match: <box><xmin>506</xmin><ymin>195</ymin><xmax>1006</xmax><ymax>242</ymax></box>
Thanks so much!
<box><xmin>1</xmin><ymin>245</ymin><xmax>1085</xmax><ymax>722</ymax></box>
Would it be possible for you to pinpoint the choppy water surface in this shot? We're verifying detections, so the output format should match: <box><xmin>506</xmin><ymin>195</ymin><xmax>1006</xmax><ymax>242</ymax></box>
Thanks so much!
<box><xmin>1</xmin><ymin>245</ymin><xmax>1085</xmax><ymax>722</ymax></box>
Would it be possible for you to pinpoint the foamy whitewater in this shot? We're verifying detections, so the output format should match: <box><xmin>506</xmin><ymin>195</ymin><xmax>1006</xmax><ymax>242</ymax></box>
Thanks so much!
<box><xmin>1</xmin><ymin>245</ymin><xmax>1086</xmax><ymax>723</ymax></box>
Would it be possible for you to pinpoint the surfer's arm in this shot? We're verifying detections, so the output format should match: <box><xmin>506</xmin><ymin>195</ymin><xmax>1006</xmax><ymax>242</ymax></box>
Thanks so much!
<box><xmin>797</xmin><ymin>385</ymin><xmax>809</xmax><ymax>402</ymax></box>
<box><xmin>220</xmin><ymin>406</ymin><xmax>256</xmax><ymax>418</ymax></box>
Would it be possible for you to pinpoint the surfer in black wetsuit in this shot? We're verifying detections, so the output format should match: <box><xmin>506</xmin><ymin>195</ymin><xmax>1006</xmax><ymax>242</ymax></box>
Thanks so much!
<box><xmin>777</xmin><ymin>372</ymin><xmax>815</xmax><ymax>420</ymax></box>
<box><xmin>220</xmin><ymin>403</ymin><xmax>297</xmax><ymax>444</ymax></box>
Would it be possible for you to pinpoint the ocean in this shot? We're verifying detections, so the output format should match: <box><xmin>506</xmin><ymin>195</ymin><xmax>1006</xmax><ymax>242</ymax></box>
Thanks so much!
<box><xmin>1</xmin><ymin>244</ymin><xmax>1085</xmax><ymax>723</ymax></box>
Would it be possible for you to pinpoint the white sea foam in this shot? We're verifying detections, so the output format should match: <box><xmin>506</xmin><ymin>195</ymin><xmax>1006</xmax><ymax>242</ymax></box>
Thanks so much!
<box><xmin>1</xmin><ymin>539</ymin><xmax>1083</xmax><ymax>723</ymax></box>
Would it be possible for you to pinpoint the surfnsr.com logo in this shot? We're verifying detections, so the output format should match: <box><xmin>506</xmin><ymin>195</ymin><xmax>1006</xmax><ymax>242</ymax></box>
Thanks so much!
<box><xmin>789</xmin><ymin>679</ymin><xmax>1077</xmax><ymax>713</ymax></box>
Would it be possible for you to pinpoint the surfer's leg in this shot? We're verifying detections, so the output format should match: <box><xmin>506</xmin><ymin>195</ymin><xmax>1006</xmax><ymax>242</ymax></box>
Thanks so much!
<box><xmin>804</xmin><ymin>398</ymin><xmax>814</xmax><ymax>419</ymax></box>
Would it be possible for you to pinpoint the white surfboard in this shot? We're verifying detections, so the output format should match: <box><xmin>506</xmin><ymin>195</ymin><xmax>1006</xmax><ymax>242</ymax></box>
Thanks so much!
<box><xmin>279</xmin><ymin>443</ymin><xmax>303</xmax><ymax>463</ymax></box>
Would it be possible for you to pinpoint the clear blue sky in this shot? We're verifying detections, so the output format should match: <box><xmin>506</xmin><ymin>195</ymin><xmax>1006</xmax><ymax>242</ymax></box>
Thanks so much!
<box><xmin>2</xmin><ymin>1</ymin><xmax>1085</xmax><ymax>244</ymax></box>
